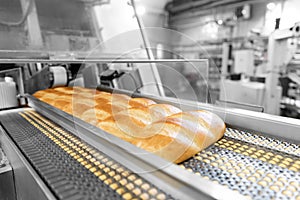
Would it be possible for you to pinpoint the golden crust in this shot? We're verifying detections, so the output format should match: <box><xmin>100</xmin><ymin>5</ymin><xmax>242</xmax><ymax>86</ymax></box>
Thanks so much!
<box><xmin>148</xmin><ymin>104</ymin><xmax>182</xmax><ymax>122</ymax></box>
<box><xmin>132</xmin><ymin>133</ymin><xmax>200</xmax><ymax>163</ymax></box>
<box><xmin>129</xmin><ymin>98</ymin><xmax>156</xmax><ymax>108</ymax></box>
<box><xmin>97</xmin><ymin>119</ymin><xmax>134</xmax><ymax>143</ymax></box>
<box><xmin>53</xmin><ymin>87</ymin><xmax>75</xmax><ymax>94</ymax></box>
<box><xmin>33</xmin><ymin>89</ymin><xmax>54</xmax><ymax>98</ymax></box>
<box><xmin>39</xmin><ymin>97</ymin><xmax>55</xmax><ymax>105</ymax></box>
<box><xmin>52</xmin><ymin>99</ymin><xmax>71</xmax><ymax>110</ymax></box>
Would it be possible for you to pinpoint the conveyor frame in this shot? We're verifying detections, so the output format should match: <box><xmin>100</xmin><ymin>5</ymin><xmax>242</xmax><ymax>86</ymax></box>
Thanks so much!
<box><xmin>0</xmin><ymin>89</ymin><xmax>298</xmax><ymax>200</ymax></box>
<box><xmin>25</xmin><ymin>84</ymin><xmax>300</xmax><ymax>199</ymax></box>
<box><xmin>25</xmin><ymin>94</ymin><xmax>246</xmax><ymax>200</ymax></box>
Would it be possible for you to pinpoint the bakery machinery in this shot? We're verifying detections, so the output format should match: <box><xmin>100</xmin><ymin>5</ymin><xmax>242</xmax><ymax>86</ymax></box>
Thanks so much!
<box><xmin>220</xmin><ymin>22</ymin><xmax>300</xmax><ymax>116</ymax></box>
<box><xmin>0</xmin><ymin>58</ymin><xmax>299</xmax><ymax>200</ymax></box>
<box><xmin>277</xmin><ymin>22</ymin><xmax>300</xmax><ymax>118</ymax></box>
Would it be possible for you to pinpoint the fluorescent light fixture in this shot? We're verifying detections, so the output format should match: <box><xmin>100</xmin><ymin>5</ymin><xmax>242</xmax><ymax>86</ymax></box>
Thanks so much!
<box><xmin>136</xmin><ymin>6</ymin><xmax>145</xmax><ymax>15</ymax></box>
<box><xmin>267</xmin><ymin>2</ymin><xmax>276</xmax><ymax>10</ymax></box>
<box><xmin>242</xmin><ymin>9</ymin><xmax>247</xmax><ymax>15</ymax></box>
<box><xmin>217</xmin><ymin>20</ymin><xmax>224</xmax><ymax>25</ymax></box>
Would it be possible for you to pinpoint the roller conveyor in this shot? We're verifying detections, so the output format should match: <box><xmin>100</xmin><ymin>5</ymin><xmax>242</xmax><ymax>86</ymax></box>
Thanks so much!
<box><xmin>0</xmin><ymin>110</ymin><xmax>173</xmax><ymax>200</ymax></box>
<box><xmin>0</xmin><ymin>91</ymin><xmax>299</xmax><ymax>200</ymax></box>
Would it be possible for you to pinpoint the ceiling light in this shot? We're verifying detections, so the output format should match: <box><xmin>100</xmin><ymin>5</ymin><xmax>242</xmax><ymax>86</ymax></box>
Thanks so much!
<box><xmin>241</xmin><ymin>9</ymin><xmax>247</xmax><ymax>15</ymax></box>
<box><xmin>267</xmin><ymin>2</ymin><xmax>276</xmax><ymax>10</ymax></box>
<box><xmin>217</xmin><ymin>20</ymin><xmax>224</xmax><ymax>25</ymax></box>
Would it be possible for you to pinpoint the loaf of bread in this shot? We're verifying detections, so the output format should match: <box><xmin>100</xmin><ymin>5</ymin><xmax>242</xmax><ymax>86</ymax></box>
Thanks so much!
<box><xmin>34</xmin><ymin>87</ymin><xmax>225</xmax><ymax>163</ymax></box>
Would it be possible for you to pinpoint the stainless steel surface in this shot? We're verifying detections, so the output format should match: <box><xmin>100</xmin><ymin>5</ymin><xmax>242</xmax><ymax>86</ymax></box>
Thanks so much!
<box><xmin>0</xmin><ymin>165</ymin><xmax>16</xmax><ymax>200</ymax></box>
<box><xmin>0</xmin><ymin>58</ymin><xmax>207</xmax><ymax>64</ymax></box>
<box><xmin>0</xmin><ymin>50</ymin><xmax>49</xmax><ymax>59</ymax></box>
<box><xmin>0</xmin><ymin>109</ymin><xmax>56</xmax><ymax>200</ymax></box>
<box><xmin>0</xmin><ymin>146</ymin><xmax>16</xmax><ymax>200</ymax></box>
<box><xmin>18</xmin><ymin>67</ymin><xmax>26</xmax><ymax>105</ymax></box>
<box><xmin>97</xmin><ymin>86</ymin><xmax>300</xmax><ymax>143</ymax></box>
<box><xmin>216</xmin><ymin>100</ymin><xmax>264</xmax><ymax>112</ymax></box>
<box><xmin>27</xmin><ymin>95</ymin><xmax>247</xmax><ymax>200</ymax></box>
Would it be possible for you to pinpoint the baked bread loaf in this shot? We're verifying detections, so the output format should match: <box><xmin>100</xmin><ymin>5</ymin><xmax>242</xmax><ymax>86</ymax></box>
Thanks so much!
<box><xmin>34</xmin><ymin>87</ymin><xmax>226</xmax><ymax>163</ymax></box>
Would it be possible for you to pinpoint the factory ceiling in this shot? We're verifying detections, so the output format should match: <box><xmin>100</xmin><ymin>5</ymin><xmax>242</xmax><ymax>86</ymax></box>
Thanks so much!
<box><xmin>166</xmin><ymin>0</ymin><xmax>276</xmax><ymax>15</ymax></box>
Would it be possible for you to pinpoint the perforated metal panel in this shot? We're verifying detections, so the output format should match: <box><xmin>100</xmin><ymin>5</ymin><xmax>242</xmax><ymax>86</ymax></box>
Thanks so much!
<box><xmin>181</xmin><ymin>129</ymin><xmax>300</xmax><ymax>200</ymax></box>
<box><xmin>226</xmin><ymin>127</ymin><xmax>300</xmax><ymax>157</ymax></box>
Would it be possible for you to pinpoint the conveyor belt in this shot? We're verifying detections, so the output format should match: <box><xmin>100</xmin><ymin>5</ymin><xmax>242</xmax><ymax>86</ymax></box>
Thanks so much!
<box><xmin>181</xmin><ymin>128</ymin><xmax>300</xmax><ymax>200</ymax></box>
<box><xmin>1</xmin><ymin>108</ymin><xmax>300</xmax><ymax>200</ymax></box>
<box><xmin>0</xmin><ymin>110</ymin><xmax>173</xmax><ymax>200</ymax></box>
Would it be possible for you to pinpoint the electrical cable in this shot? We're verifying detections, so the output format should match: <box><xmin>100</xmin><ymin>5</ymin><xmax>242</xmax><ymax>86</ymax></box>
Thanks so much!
<box><xmin>0</xmin><ymin>0</ymin><xmax>33</xmax><ymax>27</ymax></box>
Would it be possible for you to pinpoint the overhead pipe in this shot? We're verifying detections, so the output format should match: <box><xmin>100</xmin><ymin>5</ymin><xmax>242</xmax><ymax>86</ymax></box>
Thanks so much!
<box><xmin>166</xmin><ymin>0</ymin><xmax>216</xmax><ymax>14</ymax></box>
<box><xmin>168</xmin><ymin>0</ymin><xmax>272</xmax><ymax>24</ymax></box>
<box><xmin>167</xmin><ymin>0</ymin><xmax>279</xmax><ymax>19</ymax></box>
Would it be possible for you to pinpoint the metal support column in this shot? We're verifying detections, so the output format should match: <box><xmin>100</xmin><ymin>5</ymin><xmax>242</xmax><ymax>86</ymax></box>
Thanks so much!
<box><xmin>265</xmin><ymin>34</ymin><xmax>284</xmax><ymax>115</ymax></box>
<box><xmin>130</xmin><ymin>0</ymin><xmax>165</xmax><ymax>97</ymax></box>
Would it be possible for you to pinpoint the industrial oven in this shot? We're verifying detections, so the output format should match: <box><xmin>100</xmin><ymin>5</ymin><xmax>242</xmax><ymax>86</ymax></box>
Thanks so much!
<box><xmin>0</xmin><ymin>59</ymin><xmax>299</xmax><ymax>200</ymax></box>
